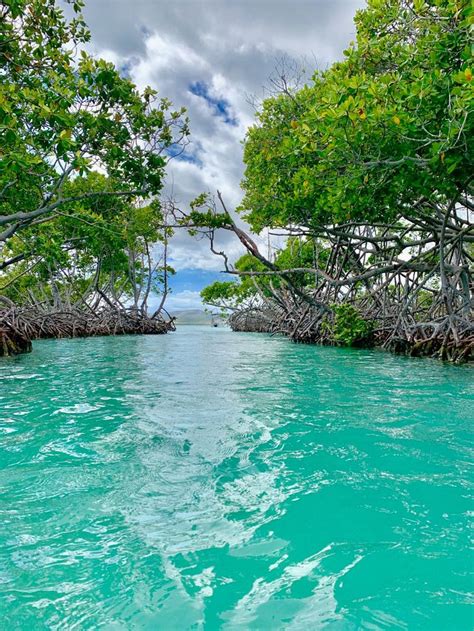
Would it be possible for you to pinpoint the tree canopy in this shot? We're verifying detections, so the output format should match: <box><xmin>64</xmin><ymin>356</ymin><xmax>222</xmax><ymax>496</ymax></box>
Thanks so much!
<box><xmin>241</xmin><ymin>0</ymin><xmax>472</xmax><ymax>232</ymax></box>
<box><xmin>0</xmin><ymin>0</ymin><xmax>186</xmax><ymax>353</ymax></box>
<box><xmin>200</xmin><ymin>0</ymin><xmax>473</xmax><ymax>360</ymax></box>
<box><xmin>0</xmin><ymin>0</ymin><xmax>188</xmax><ymax>251</ymax></box>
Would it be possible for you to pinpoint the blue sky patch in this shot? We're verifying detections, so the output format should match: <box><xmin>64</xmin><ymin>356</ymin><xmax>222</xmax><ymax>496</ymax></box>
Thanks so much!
<box><xmin>189</xmin><ymin>81</ymin><xmax>238</xmax><ymax>126</ymax></box>
<box><xmin>166</xmin><ymin>142</ymin><xmax>203</xmax><ymax>167</ymax></box>
<box><xmin>169</xmin><ymin>268</ymin><xmax>233</xmax><ymax>294</ymax></box>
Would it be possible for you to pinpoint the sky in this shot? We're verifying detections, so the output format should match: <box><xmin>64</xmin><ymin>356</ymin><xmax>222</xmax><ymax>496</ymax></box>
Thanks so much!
<box><xmin>81</xmin><ymin>0</ymin><xmax>365</xmax><ymax>310</ymax></box>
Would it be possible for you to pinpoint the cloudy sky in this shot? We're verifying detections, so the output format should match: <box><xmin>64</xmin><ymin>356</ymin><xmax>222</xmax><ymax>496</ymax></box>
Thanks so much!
<box><xmin>82</xmin><ymin>0</ymin><xmax>364</xmax><ymax>310</ymax></box>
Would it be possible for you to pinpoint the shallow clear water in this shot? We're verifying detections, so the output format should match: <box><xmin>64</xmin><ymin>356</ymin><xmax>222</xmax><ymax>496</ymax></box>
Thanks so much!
<box><xmin>0</xmin><ymin>326</ymin><xmax>472</xmax><ymax>630</ymax></box>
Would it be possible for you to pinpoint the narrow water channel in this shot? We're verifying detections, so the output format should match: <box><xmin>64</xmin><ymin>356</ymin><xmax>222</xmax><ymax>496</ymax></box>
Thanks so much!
<box><xmin>0</xmin><ymin>327</ymin><xmax>472</xmax><ymax>629</ymax></box>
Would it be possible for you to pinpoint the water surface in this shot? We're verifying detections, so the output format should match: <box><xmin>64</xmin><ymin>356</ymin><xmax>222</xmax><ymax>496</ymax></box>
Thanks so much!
<box><xmin>0</xmin><ymin>326</ymin><xmax>472</xmax><ymax>629</ymax></box>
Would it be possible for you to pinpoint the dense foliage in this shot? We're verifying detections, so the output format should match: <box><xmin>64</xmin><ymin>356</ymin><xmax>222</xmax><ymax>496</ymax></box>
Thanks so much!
<box><xmin>0</xmin><ymin>0</ymin><xmax>188</xmax><ymax>250</ymax></box>
<box><xmin>241</xmin><ymin>0</ymin><xmax>472</xmax><ymax>231</ymax></box>
<box><xmin>0</xmin><ymin>0</ymin><xmax>186</xmax><ymax>352</ymax></box>
<box><xmin>201</xmin><ymin>0</ymin><xmax>473</xmax><ymax>358</ymax></box>
<box><xmin>1</xmin><ymin>173</ymin><xmax>173</xmax><ymax>313</ymax></box>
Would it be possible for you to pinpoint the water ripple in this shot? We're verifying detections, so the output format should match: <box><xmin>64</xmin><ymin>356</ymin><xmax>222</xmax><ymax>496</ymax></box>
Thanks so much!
<box><xmin>0</xmin><ymin>327</ymin><xmax>472</xmax><ymax>629</ymax></box>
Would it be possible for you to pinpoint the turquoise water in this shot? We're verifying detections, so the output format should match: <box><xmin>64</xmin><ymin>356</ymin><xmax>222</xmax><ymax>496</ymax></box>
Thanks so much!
<box><xmin>0</xmin><ymin>326</ymin><xmax>472</xmax><ymax>630</ymax></box>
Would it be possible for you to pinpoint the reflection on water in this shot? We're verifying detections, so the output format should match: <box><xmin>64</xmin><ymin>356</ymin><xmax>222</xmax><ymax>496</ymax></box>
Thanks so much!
<box><xmin>0</xmin><ymin>327</ymin><xmax>472</xmax><ymax>629</ymax></box>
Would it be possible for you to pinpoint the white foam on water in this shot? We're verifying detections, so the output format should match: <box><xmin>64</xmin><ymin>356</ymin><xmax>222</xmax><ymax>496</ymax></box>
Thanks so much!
<box><xmin>54</xmin><ymin>403</ymin><xmax>100</xmax><ymax>414</ymax></box>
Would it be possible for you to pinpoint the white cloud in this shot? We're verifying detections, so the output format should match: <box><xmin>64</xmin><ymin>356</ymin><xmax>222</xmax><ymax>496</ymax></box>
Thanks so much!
<box><xmin>154</xmin><ymin>289</ymin><xmax>204</xmax><ymax>311</ymax></box>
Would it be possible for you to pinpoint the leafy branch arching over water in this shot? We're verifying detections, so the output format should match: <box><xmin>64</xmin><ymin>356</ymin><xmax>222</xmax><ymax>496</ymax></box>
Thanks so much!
<box><xmin>197</xmin><ymin>0</ymin><xmax>473</xmax><ymax>362</ymax></box>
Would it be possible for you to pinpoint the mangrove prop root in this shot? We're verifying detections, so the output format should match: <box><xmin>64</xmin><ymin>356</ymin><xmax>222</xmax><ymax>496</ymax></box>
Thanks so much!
<box><xmin>0</xmin><ymin>305</ymin><xmax>174</xmax><ymax>356</ymax></box>
<box><xmin>0</xmin><ymin>327</ymin><xmax>32</xmax><ymax>356</ymax></box>
<box><xmin>228</xmin><ymin>301</ymin><xmax>473</xmax><ymax>363</ymax></box>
